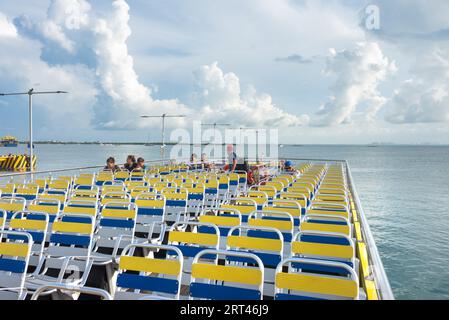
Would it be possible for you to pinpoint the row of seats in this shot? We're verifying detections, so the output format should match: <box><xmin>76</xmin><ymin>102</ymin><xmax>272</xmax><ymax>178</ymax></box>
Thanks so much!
<box><xmin>0</xmin><ymin>170</ymin><xmax>250</xmax><ymax>223</ymax></box>
<box><xmin>0</xmin><ymin>162</ymin><xmax>366</xmax><ymax>300</ymax></box>
<box><xmin>0</xmin><ymin>170</ymin><xmax>248</xmax><ymax>202</ymax></box>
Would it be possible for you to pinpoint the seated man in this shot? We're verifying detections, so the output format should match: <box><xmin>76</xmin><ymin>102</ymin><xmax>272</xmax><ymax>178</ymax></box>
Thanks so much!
<box><xmin>284</xmin><ymin>161</ymin><xmax>299</xmax><ymax>175</ymax></box>
<box><xmin>134</xmin><ymin>157</ymin><xmax>147</xmax><ymax>171</ymax></box>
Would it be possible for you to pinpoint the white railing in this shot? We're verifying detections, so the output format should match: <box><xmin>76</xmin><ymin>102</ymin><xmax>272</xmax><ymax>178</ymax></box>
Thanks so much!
<box><xmin>346</xmin><ymin>161</ymin><xmax>394</xmax><ymax>300</ymax></box>
<box><xmin>0</xmin><ymin>159</ymin><xmax>171</xmax><ymax>181</ymax></box>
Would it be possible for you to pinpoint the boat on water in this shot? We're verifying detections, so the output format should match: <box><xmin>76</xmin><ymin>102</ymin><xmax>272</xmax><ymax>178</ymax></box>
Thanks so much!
<box><xmin>0</xmin><ymin>136</ymin><xmax>18</xmax><ymax>147</ymax></box>
<box><xmin>0</xmin><ymin>159</ymin><xmax>393</xmax><ymax>300</ymax></box>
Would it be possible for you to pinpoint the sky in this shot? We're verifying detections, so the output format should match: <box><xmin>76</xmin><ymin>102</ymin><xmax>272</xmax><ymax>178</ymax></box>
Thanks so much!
<box><xmin>1</xmin><ymin>0</ymin><xmax>449</xmax><ymax>144</ymax></box>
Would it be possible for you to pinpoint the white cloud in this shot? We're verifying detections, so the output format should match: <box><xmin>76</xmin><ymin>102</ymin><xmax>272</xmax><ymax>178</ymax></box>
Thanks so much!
<box><xmin>0</xmin><ymin>11</ymin><xmax>17</xmax><ymax>37</ymax></box>
<box><xmin>3</xmin><ymin>0</ymin><xmax>307</xmax><ymax>133</ymax></box>
<box><xmin>12</xmin><ymin>0</ymin><xmax>190</xmax><ymax>131</ymax></box>
<box><xmin>8</xmin><ymin>0</ymin><xmax>449</xmax><ymax>143</ymax></box>
<box><xmin>126</xmin><ymin>0</ymin><xmax>365</xmax><ymax>124</ymax></box>
<box><xmin>363</xmin><ymin>0</ymin><xmax>449</xmax><ymax>36</ymax></box>
<box><xmin>194</xmin><ymin>62</ymin><xmax>310</xmax><ymax>127</ymax></box>
<box><xmin>364</xmin><ymin>0</ymin><xmax>449</xmax><ymax>124</ymax></box>
<box><xmin>313</xmin><ymin>42</ymin><xmax>396</xmax><ymax>126</ymax></box>
<box><xmin>12</xmin><ymin>0</ymin><xmax>91</xmax><ymax>53</ymax></box>
<box><xmin>87</xmin><ymin>0</ymin><xmax>190</xmax><ymax>129</ymax></box>
<box><xmin>0</xmin><ymin>30</ymin><xmax>97</xmax><ymax>135</ymax></box>
<box><xmin>0</xmin><ymin>5</ymin><xmax>96</xmax><ymax>131</ymax></box>
<box><xmin>386</xmin><ymin>51</ymin><xmax>449</xmax><ymax>124</ymax></box>
<box><xmin>46</xmin><ymin>0</ymin><xmax>91</xmax><ymax>28</ymax></box>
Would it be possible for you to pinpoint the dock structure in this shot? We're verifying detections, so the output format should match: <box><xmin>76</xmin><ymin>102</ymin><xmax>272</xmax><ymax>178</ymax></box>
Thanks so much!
<box><xmin>0</xmin><ymin>136</ymin><xmax>19</xmax><ymax>147</ymax></box>
<box><xmin>0</xmin><ymin>154</ymin><xmax>36</xmax><ymax>171</ymax></box>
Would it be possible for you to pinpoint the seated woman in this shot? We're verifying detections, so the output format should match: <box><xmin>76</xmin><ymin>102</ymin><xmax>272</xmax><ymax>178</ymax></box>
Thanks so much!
<box><xmin>189</xmin><ymin>153</ymin><xmax>201</xmax><ymax>170</ymax></box>
<box><xmin>123</xmin><ymin>155</ymin><xmax>137</xmax><ymax>172</ymax></box>
<box><xmin>200</xmin><ymin>153</ymin><xmax>213</xmax><ymax>170</ymax></box>
<box><xmin>134</xmin><ymin>157</ymin><xmax>147</xmax><ymax>172</ymax></box>
<box><xmin>105</xmin><ymin>157</ymin><xmax>120</xmax><ymax>172</ymax></box>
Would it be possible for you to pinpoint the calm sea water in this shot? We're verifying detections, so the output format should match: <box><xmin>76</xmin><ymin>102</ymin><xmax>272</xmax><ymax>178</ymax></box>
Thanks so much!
<box><xmin>2</xmin><ymin>144</ymin><xmax>449</xmax><ymax>300</ymax></box>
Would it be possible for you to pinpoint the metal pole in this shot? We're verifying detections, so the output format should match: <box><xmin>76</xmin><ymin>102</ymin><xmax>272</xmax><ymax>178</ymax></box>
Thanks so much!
<box><xmin>161</xmin><ymin>114</ymin><xmax>166</xmax><ymax>159</ymax></box>
<box><xmin>28</xmin><ymin>91</ymin><xmax>33</xmax><ymax>172</ymax></box>
<box><xmin>256</xmin><ymin>130</ymin><xmax>259</xmax><ymax>163</ymax></box>
<box><xmin>239</xmin><ymin>127</ymin><xmax>243</xmax><ymax>146</ymax></box>
<box><xmin>0</xmin><ymin>89</ymin><xmax>67</xmax><ymax>173</ymax></box>
<box><xmin>201</xmin><ymin>123</ymin><xmax>230</xmax><ymax>148</ymax></box>
<box><xmin>141</xmin><ymin>114</ymin><xmax>186</xmax><ymax>160</ymax></box>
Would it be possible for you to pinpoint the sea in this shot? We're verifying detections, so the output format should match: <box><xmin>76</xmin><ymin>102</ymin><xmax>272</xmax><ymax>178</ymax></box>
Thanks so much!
<box><xmin>1</xmin><ymin>143</ymin><xmax>449</xmax><ymax>300</ymax></box>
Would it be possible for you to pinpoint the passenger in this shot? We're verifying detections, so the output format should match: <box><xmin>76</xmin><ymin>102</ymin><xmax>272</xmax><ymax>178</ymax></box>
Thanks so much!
<box><xmin>105</xmin><ymin>157</ymin><xmax>120</xmax><ymax>172</ymax></box>
<box><xmin>201</xmin><ymin>153</ymin><xmax>212</xmax><ymax>170</ymax></box>
<box><xmin>284</xmin><ymin>161</ymin><xmax>294</xmax><ymax>171</ymax></box>
<box><xmin>235</xmin><ymin>157</ymin><xmax>249</xmax><ymax>173</ymax></box>
<box><xmin>123</xmin><ymin>155</ymin><xmax>137</xmax><ymax>172</ymax></box>
<box><xmin>235</xmin><ymin>157</ymin><xmax>255</xmax><ymax>185</ymax></box>
<box><xmin>226</xmin><ymin>145</ymin><xmax>238</xmax><ymax>173</ymax></box>
<box><xmin>134</xmin><ymin>157</ymin><xmax>147</xmax><ymax>171</ymax></box>
<box><xmin>189</xmin><ymin>153</ymin><xmax>200</xmax><ymax>170</ymax></box>
<box><xmin>278</xmin><ymin>160</ymin><xmax>286</xmax><ymax>171</ymax></box>
<box><xmin>284</xmin><ymin>161</ymin><xmax>299</xmax><ymax>175</ymax></box>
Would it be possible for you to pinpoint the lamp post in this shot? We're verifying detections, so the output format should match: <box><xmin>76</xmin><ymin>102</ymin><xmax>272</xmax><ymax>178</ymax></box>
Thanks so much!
<box><xmin>0</xmin><ymin>89</ymin><xmax>68</xmax><ymax>171</ymax></box>
<box><xmin>141</xmin><ymin>114</ymin><xmax>187</xmax><ymax>159</ymax></box>
<box><xmin>237</xmin><ymin>126</ymin><xmax>261</xmax><ymax>163</ymax></box>
<box><xmin>201</xmin><ymin>123</ymin><xmax>231</xmax><ymax>146</ymax></box>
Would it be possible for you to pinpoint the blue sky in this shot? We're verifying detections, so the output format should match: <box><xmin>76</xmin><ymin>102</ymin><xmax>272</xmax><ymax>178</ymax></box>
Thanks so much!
<box><xmin>1</xmin><ymin>0</ymin><xmax>449</xmax><ymax>144</ymax></box>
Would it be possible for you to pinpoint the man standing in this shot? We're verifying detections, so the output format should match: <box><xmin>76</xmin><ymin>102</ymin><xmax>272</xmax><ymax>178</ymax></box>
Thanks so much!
<box><xmin>226</xmin><ymin>144</ymin><xmax>238</xmax><ymax>172</ymax></box>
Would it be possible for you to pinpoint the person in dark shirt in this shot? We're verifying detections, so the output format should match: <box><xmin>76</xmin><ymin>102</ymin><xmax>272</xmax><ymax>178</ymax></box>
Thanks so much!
<box><xmin>123</xmin><ymin>155</ymin><xmax>137</xmax><ymax>172</ymax></box>
<box><xmin>189</xmin><ymin>153</ymin><xmax>202</xmax><ymax>170</ymax></box>
<box><xmin>190</xmin><ymin>153</ymin><xmax>198</xmax><ymax>163</ymax></box>
<box><xmin>235</xmin><ymin>158</ymin><xmax>249</xmax><ymax>173</ymax></box>
<box><xmin>104</xmin><ymin>157</ymin><xmax>120</xmax><ymax>172</ymax></box>
<box><xmin>284</xmin><ymin>160</ymin><xmax>299</xmax><ymax>175</ymax></box>
<box><xmin>226</xmin><ymin>145</ymin><xmax>238</xmax><ymax>172</ymax></box>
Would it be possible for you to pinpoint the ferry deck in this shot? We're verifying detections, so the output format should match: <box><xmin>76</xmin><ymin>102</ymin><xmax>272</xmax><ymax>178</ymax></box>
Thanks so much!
<box><xmin>0</xmin><ymin>159</ymin><xmax>393</xmax><ymax>300</ymax></box>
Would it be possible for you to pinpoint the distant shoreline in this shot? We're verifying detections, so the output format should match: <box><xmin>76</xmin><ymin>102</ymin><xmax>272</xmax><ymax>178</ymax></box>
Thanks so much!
<box><xmin>7</xmin><ymin>142</ymin><xmax>449</xmax><ymax>147</ymax></box>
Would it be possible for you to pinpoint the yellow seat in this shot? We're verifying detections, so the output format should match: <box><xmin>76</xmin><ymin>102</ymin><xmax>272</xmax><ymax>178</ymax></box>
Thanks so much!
<box><xmin>47</xmin><ymin>179</ymin><xmax>70</xmax><ymax>192</ymax></box>
<box><xmin>275</xmin><ymin>258</ymin><xmax>359</xmax><ymax>300</ymax></box>
<box><xmin>63</xmin><ymin>200</ymin><xmax>98</xmax><ymax>217</ymax></box>
<box><xmin>263</xmin><ymin>199</ymin><xmax>302</xmax><ymax>222</ymax></box>
<box><xmin>101</xmin><ymin>192</ymin><xmax>131</xmax><ymax>205</ymax></box>
<box><xmin>301</xmin><ymin>215</ymin><xmax>351</xmax><ymax>237</ymax></box>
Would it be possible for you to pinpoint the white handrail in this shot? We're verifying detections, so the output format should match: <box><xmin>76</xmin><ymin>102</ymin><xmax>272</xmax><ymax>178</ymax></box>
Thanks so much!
<box><xmin>345</xmin><ymin>161</ymin><xmax>394</xmax><ymax>300</ymax></box>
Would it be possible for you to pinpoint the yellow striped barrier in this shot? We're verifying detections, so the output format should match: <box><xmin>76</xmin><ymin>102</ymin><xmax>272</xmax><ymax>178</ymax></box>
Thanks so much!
<box><xmin>0</xmin><ymin>155</ymin><xmax>36</xmax><ymax>171</ymax></box>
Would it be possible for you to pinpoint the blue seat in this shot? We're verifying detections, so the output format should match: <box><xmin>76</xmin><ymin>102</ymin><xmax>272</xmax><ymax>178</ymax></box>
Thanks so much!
<box><xmin>190</xmin><ymin>250</ymin><xmax>264</xmax><ymax>300</ymax></box>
